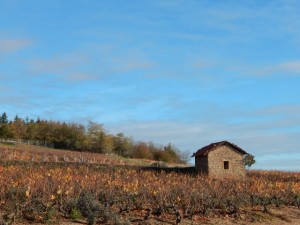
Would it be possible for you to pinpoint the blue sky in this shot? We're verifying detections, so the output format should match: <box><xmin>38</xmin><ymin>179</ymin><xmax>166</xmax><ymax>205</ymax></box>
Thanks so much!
<box><xmin>1</xmin><ymin>0</ymin><xmax>300</xmax><ymax>170</ymax></box>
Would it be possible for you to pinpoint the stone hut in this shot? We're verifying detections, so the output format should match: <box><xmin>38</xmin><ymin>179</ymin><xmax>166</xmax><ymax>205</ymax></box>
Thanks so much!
<box><xmin>192</xmin><ymin>141</ymin><xmax>248</xmax><ymax>178</ymax></box>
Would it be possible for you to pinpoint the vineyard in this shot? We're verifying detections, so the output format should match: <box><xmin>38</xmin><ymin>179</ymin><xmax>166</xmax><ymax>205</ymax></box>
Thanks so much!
<box><xmin>0</xmin><ymin>144</ymin><xmax>300</xmax><ymax>224</ymax></box>
<box><xmin>0</xmin><ymin>143</ymin><xmax>181</xmax><ymax>167</ymax></box>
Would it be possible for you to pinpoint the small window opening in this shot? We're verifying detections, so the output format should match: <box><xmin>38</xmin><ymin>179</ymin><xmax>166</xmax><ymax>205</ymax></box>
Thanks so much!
<box><xmin>224</xmin><ymin>161</ymin><xmax>229</xmax><ymax>169</ymax></box>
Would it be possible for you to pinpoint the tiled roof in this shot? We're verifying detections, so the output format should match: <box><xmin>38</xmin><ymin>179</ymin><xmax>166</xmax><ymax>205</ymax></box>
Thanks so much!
<box><xmin>192</xmin><ymin>140</ymin><xmax>247</xmax><ymax>157</ymax></box>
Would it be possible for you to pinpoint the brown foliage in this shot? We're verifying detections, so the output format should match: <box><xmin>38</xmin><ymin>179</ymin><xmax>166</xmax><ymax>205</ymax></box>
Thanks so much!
<box><xmin>0</xmin><ymin>161</ymin><xmax>299</xmax><ymax>224</ymax></box>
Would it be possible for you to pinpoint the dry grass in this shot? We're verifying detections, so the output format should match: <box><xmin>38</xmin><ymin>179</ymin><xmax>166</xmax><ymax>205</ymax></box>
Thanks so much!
<box><xmin>0</xmin><ymin>143</ymin><xmax>299</xmax><ymax>224</ymax></box>
<box><xmin>0</xmin><ymin>143</ymin><xmax>177</xmax><ymax>167</ymax></box>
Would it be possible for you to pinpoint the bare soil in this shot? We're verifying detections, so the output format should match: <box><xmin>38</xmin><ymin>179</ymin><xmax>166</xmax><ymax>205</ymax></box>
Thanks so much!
<box><xmin>10</xmin><ymin>206</ymin><xmax>300</xmax><ymax>225</ymax></box>
<box><xmin>191</xmin><ymin>206</ymin><xmax>300</xmax><ymax>225</ymax></box>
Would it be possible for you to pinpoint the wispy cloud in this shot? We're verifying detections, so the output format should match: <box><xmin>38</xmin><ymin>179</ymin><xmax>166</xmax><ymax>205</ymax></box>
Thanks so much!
<box><xmin>25</xmin><ymin>44</ymin><xmax>154</xmax><ymax>82</ymax></box>
<box><xmin>256</xmin><ymin>153</ymin><xmax>300</xmax><ymax>171</ymax></box>
<box><xmin>25</xmin><ymin>53</ymin><xmax>102</xmax><ymax>83</ymax></box>
<box><xmin>0</xmin><ymin>95</ymin><xmax>32</xmax><ymax>108</ymax></box>
<box><xmin>26</xmin><ymin>54</ymin><xmax>87</xmax><ymax>75</ymax></box>
<box><xmin>106</xmin><ymin>101</ymin><xmax>300</xmax><ymax>169</ymax></box>
<box><xmin>219</xmin><ymin>60</ymin><xmax>300</xmax><ymax>77</ymax></box>
<box><xmin>63</xmin><ymin>73</ymin><xmax>98</xmax><ymax>82</ymax></box>
<box><xmin>112</xmin><ymin>57</ymin><xmax>154</xmax><ymax>73</ymax></box>
<box><xmin>86</xmin><ymin>44</ymin><xmax>155</xmax><ymax>75</ymax></box>
<box><xmin>1</xmin><ymin>0</ymin><xmax>300</xmax><ymax>171</ymax></box>
<box><xmin>257</xmin><ymin>60</ymin><xmax>300</xmax><ymax>75</ymax></box>
<box><xmin>0</xmin><ymin>39</ymin><xmax>32</xmax><ymax>54</ymax></box>
<box><xmin>248</xmin><ymin>60</ymin><xmax>300</xmax><ymax>76</ymax></box>
<box><xmin>254</xmin><ymin>104</ymin><xmax>300</xmax><ymax>116</ymax></box>
<box><xmin>154</xmin><ymin>1</ymin><xmax>300</xmax><ymax>43</ymax></box>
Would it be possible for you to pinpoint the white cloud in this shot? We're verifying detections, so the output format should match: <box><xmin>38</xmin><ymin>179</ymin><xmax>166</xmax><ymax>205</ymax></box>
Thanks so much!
<box><xmin>24</xmin><ymin>52</ymin><xmax>103</xmax><ymax>83</ymax></box>
<box><xmin>271</xmin><ymin>61</ymin><xmax>300</xmax><ymax>74</ymax></box>
<box><xmin>255</xmin><ymin>154</ymin><xmax>300</xmax><ymax>171</ymax></box>
<box><xmin>26</xmin><ymin>54</ymin><xmax>86</xmax><ymax>75</ymax></box>
<box><xmin>253</xmin><ymin>60</ymin><xmax>300</xmax><ymax>76</ymax></box>
<box><xmin>25</xmin><ymin>44</ymin><xmax>155</xmax><ymax>83</ymax></box>
<box><xmin>105</xmin><ymin>102</ymin><xmax>300</xmax><ymax>170</ymax></box>
<box><xmin>222</xmin><ymin>60</ymin><xmax>300</xmax><ymax>77</ymax></box>
<box><xmin>0</xmin><ymin>39</ymin><xmax>32</xmax><ymax>54</ymax></box>
<box><xmin>63</xmin><ymin>73</ymin><xmax>98</xmax><ymax>82</ymax></box>
<box><xmin>0</xmin><ymin>95</ymin><xmax>31</xmax><ymax>107</ymax></box>
<box><xmin>86</xmin><ymin>44</ymin><xmax>155</xmax><ymax>75</ymax></box>
<box><xmin>0</xmin><ymin>85</ymin><xmax>9</xmax><ymax>92</ymax></box>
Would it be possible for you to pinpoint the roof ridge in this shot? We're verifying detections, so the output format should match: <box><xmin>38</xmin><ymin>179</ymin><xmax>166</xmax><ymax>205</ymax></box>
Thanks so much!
<box><xmin>192</xmin><ymin>140</ymin><xmax>247</xmax><ymax>157</ymax></box>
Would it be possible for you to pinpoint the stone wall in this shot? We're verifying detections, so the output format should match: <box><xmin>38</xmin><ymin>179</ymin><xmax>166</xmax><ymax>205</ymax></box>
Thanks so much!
<box><xmin>207</xmin><ymin>145</ymin><xmax>246</xmax><ymax>178</ymax></box>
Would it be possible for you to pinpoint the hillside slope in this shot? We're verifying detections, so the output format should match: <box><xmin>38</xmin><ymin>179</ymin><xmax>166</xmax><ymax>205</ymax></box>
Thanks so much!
<box><xmin>0</xmin><ymin>143</ymin><xmax>187</xmax><ymax>167</ymax></box>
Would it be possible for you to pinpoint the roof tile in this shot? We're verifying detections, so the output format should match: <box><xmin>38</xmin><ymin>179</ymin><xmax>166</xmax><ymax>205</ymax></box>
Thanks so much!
<box><xmin>192</xmin><ymin>140</ymin><xmax>247</xmax><ymax>157</ymax></box>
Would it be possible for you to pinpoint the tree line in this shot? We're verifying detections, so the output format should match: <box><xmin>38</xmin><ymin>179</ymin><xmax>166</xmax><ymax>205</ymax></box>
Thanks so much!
<box><xmin>0</xmin><ymin>112</ymin><xmax>186</xmax><ymax>164</ymax></box>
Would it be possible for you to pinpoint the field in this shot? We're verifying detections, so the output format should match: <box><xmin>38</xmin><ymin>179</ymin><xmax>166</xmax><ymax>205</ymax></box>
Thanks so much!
<box><xmin>0</xmin><ymin>144</ymin><xmax>300</xmax><ymax>225</ymax></box>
